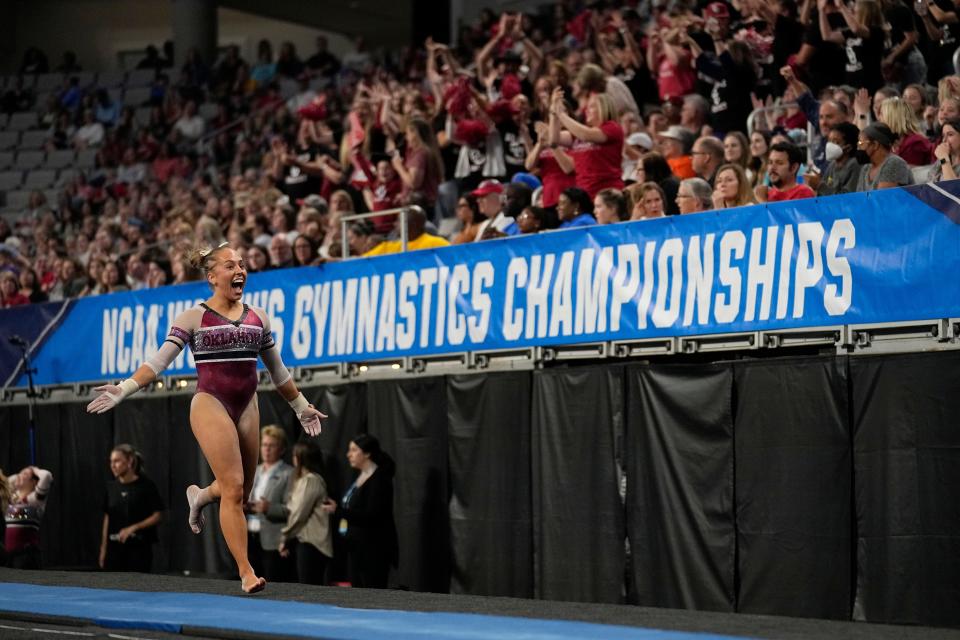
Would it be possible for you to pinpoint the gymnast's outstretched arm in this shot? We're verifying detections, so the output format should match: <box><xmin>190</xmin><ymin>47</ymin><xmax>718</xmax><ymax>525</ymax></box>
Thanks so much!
<box><xmin>256</xmin><ymin>309</ymin><xmax>327</xmax><ymax>436</ymax></box>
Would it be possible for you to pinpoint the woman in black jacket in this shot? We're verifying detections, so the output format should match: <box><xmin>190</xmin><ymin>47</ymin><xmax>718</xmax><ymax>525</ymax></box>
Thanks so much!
<box><xmin>323</xmin><ymin>434</ymin><xmax>398</xmax><ymax>588</ymax></box>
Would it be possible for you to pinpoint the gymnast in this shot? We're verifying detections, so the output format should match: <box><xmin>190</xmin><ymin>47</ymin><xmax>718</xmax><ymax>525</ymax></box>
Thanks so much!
<box><xmin>87</xmin><ymin>242</ymin><xmax>325</xmax><ymax>593</ymax></box>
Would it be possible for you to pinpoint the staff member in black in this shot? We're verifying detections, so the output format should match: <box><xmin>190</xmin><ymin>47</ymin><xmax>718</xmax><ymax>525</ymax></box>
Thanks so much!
<box><xmin>99</xmin><ymin>444</ymin><xmax>164</xmax><ymax>573</ymax></box>
<box><xmin>322</xmin><ymin>434</ymin><xmax>397</xmax><ymax>589</ymax></box>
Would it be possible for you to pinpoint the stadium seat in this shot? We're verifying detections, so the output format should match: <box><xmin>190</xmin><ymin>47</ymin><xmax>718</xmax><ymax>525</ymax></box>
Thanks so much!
<box><xmin>134</xmin><ymin>106</ymin><xmax>152</xmax><ymax>127</ymax></box>
<box><xmin>43</xmin><ymin>188</ymin><xmax>60</xmax><ymax>206</ymax></box>
<box><xmin>95</xmin><ymin>71</ymin><xmax>126</xmax><ymax>88</ymax></box>
<box><xmin>19</xmin><ymin>130</ymin><xmax>49</xmax><ymax>150</ymax></box>
<box><xmin>4</xmin><ymin>189</ymin><xmax>31</xmax><ymax>210</ymax></box>
<box><xmin>35</xmin><ymin>73</ymin><xmax>63</xmax><ymax>92</ymax></box>
<box><xmin>199</xmin><ymin>102</ymin><xmax>219</xmax><ymax>121</ymax></box>
<box><xmin>0</xmin><ymin>113</ymin><xmax>7</xmax><ymax>129</ymax></box>
<box><xmin>14</xmin><ymin>75</ymin><xmax>36</xmax><ymax>90</ymax></box>
<box><xmin>14</xmin><ymin>150</ymin><xmax>45</xmax><ymax>171</ymax></box>
<box><xmin>74</xmin><ymin>71</ymin><xmax>96</xmax><ymax>88</ymax></box>
<box><xmin>23</xmin><ymin>169</ymin><xmax>56</xmax><ymax>189</ymax></box>
<box><xmin>76</xmin><ymin>149</ymin><xmax>97</xmax><ymax>169</ymax></box>
<box><xmin>45</xmin><ymin>149</ymin><xmax>75</xmax><ymax>169</ymax></box>
<box><xmin>33</xmin><ymin>91</ymin><xmax>55</xmax><ymax>111</ymax></box>
<box><xmin>123</xmin><ymin>86</ymin><xmax>152</xmax><ymax>107</ymax></box>
<box><xmin>0</xmin><ymin>171</ymin><xmax>22</xmax><ymax>191</ymax></box>
<box><xmin>126</xmin><ymin>68</ymin><xmax>156</xmax><ymax>87</ymax></box>
<box><xmin>107</xmin><ymin>87</ymin><xmax>122</xmax><ymax>105</ymax></box>
<box><xmin>0</xmin><ymin>132</ymin><xmax>19</xmax><ymax>150</ymax></box>
<box><xmin>0</xmin><ymin>152</ymin><xmax>14</xmax><ymax>170</ymax></box>
<box><xmin>55</xmin><ymin>168</ymin><xmax>77</xmax><ymax>187</ymax></box>
<box><xmin>278</xmin><ymin>78</ymin><xmax>299</xmax><ymax>100</ymax></box>
<box><xmin>7</xmin><ymin>112</ymin><xmax>39</xmax><ymax>131</ymax></box>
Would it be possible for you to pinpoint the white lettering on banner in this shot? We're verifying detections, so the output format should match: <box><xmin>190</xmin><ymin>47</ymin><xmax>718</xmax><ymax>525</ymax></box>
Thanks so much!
<box><xmin>776</xmin><ymin>224</ymin><xmax>795</xmax><ymax>320</ymax></box>
<box><xmin>636</xmin><ymin>241</ymin><xmax>656</xmax><ymax>329</ymax></box>
<box><xmin>468</xmin><ymin>262</ymin><xmax>494</xmax><ymax>342</ymax></box>
<box><xmin>824</xmin><ymin>219</ymin><xmax>855</xmax><ymax>315</ymax></box>
<box><xmin>101</xmin><ymin>303</ymin><xmax>166</xmax><ymax>376</ymax></box>
<box><xmin>397</xmin><ymin>271</ymin><xmax>418</xmax><ymax>349</ymax></box>
<box><xmin>549</xmin><ymin>251</ymin><xmax>574</xmax><ymax>337</ymax></box>
<box><xmin>653</xmin><ymin>238</ymin><xmax>683</xmax><ymax>328</ymax></box>
<box><xmin>434</xmin><ymin>267</ymin><xmax>450</xmax><ymax>347</ymax></box>
<box><xmin>357</xmin><ymin>276</ymin><xmax>380</xmax><ymax>353</ymax></box>
<box><xmin>575</xmin><ymin>248</ymin><xmax>612</xmax><ymax>335</ymax></box>
<box><xmin>503</xmin><ymin>257</ymin><xmax>527</xmax><ymax>340</ymax></box>
<box><xmin>376</xmin><ymin>276</ymin><xmax>396</xmax><ymax>352</ymax></box>
<box><xmin>745</xmin><ymin>226</ymin><xmax>778</xmax><ymax>322</ymax></box>
<box><xmin>610</xmin><ymin>244</ymin><xmax>640</xmax><ymax>331</ymax></box>
<box><xmin>329</xmin><ymin>279</ymin><xmax>358</xmax><ymax>356</ymax></box>
<box><xmin>447</xmin><ymin>265</ymin><xmax>469</xmax><ymax>346</ymax></box>
<box><xmin>793</xmin><ymin>222</ymin><xmax>825</xmax><ymax>318</ymax></box>
<box><xmin>715</xmin><ymin>231</ymin><xmax>744</xmax><ymax>324</ymax></box>
<box><xmin>291</xmin><ymin>286</ymin><xmax>313</xmax><ymax>359</ymax></box>
<box><xmin>418</xmin><ymin>268</ymin><xmax>438</xmax><ymax>348</ymax></box>
<box><xmin>525</xmin><ymin>254</ymin><xmax>555</xmax><ymax>339</ymax></box>
<box><xmin>683</xmin><ymin>234</ymin><xmax>715</xmax><ymax>326</ymax></box>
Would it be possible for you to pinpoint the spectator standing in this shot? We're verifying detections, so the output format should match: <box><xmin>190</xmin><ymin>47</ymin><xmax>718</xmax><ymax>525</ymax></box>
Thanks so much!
<box><xmin>99</xmin><ymin>445</ymin><xmax>164</xmax><ymax>572</ymax></box>
<box><xmin>5</xmin><ymin>466</ymin><xmax>54</xmax><ymax>569</ymax></box>
<box><xmin>322</xmin><ymin>434</ymin><xmax>398</xmax><ymax>589</ymax></box>
<box><xmin>246</xmin><ymin>426</ymin><xmax>294</xmax><ymax>582</ymax></box>
<box><xmin>280</xmin><ymin>441</ymin><xmax>333</xmax><ymax>585</ymax></box>
<box><xmin>550</xmin><ymin>89</ymin><xmax>625</xmax><ymax>198</ymax></box>
<box><xmin>390</xmin><ymin>119</ymin><xmax>443</xmax><ymax>206</ymax></box>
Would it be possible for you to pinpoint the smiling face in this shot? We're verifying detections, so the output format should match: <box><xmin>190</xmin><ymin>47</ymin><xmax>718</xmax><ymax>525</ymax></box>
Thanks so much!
<box><xmin>207</xmin><ymin>246</ymin><xmax>247</xmax><ymax>302</ymax></box>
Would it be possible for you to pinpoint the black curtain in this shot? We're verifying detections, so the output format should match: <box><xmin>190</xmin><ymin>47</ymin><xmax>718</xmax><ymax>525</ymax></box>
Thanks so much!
<box><xmin>33</xmin><ymin>404</ymin><xmax>63</xmax><ymax>569</ymax></box>
<box><xmin>734</xmin><ymin>357</ymin><xmax>852</xmax><ymax>619</ymax></box>
<box><xmin>851</xmin><ymin>352</ymin><xmax>960</xmax><ymax>628</ymax></box>
<box><xmin>625</xmin><ymin>363</ymin><xmax>735</xmax><ymax>612</ymax></box>
<box><xmin>115</xmin><ymin>397</ymin><xmax>174</xmax><ymax>572</ymax></box>
<box><xmin>531</xmin><ymin>366</ymin><xmax>626</xmax><ymax>603</ymax></box>
<box><xmin>367</xmin><ymin>377</ymin><xmax>450</xmax><ymax>592</ymax></box>
<box><xmin>49</xmin><ymin>403</ymin><xmax>113</xmax><ymax>569</ymax></box>
<box><xmin>447</xmin><ymin>372</ymin><xmax>533</xmax><ymax>598</ymax></box>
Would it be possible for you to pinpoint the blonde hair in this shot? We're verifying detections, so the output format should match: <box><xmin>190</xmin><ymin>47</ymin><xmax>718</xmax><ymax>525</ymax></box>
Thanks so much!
<box><xmin>589</xmin><ymin>93</ymin><xmax>616</xmax><ymax>124</ymax></box>
<box><xmin>260</xmin><ymin>425</ymin><xmax>288</xmax><ymax>450</ymax></box>
<box><xmin>880</xmin><ymin>97</ymin><xmax>922</xmax><ymax>137</ymax></box>
<box><xmin>0</xmin><ymin>468</ymin><xmax>11</xmax><ymax>513</ymax></box>
<box><xmin>715</xmin><ymin>163</ymin><xmax>757</xmax><ymax>208</ymax></box>
<box><xmin>186</xmin><ymin>241</ymin><xmax>230</xmax><ymax>274</ymax></box>
<box><xmin>112</xmin><ymin>444</ymin><xmax>144</xmax><ymax>474</ymax></box>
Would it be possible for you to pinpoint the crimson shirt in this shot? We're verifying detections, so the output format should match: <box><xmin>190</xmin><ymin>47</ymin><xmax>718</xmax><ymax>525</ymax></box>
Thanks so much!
<box><xmin>768</xmin><ymin>183</ymin><xmax>816</xmax><ymax>202</ymax></box>
<box><xmin>570</xmin><ymin>120</ymin><xmax>624</xmax><ymax>199</ymax></box>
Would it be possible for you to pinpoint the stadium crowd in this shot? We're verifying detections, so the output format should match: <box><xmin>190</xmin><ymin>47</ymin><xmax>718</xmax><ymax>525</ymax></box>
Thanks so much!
<box><xmin>2</xmin><ymin>0</ymin><xmax>960</xmax><ymax>307</ymax></box>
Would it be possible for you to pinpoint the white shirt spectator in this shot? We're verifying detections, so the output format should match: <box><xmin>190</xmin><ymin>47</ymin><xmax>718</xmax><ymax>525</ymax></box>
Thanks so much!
<box><xmin>174</xmin><ymin>114</ymin><xmax>206</xmax><ymax>141</ymax></box>
<box><xmin>74</xmin><ymin>121</ymin><xmax>104</xmax><ymax>148</ymax></box>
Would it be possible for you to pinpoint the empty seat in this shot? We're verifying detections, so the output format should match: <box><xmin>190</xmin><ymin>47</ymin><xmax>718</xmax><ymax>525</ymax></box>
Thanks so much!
<box><xmin>0</xmin><ymin>152</ymin><xmax>13</xmax><ymax>170</ymax></box>
<box><xmin>23</xmin><ymin>169</ymin><xmax>56</xmax><ymax>189</ymax></box>
<box><xmin>43</xmin><ymin>188</ymin><xmax>60</xmax><ymax>206</ymax></box>
<box><xmin>4</xmin><ymin>190</ymin><xmax>31</xmax><ymax>210</ymax></box>
<box><xmin>14</xmin><ymin>75</ymin><xmax>36</xmax><ymax>90</ymax></box>
<box><xmin>7</xmin><ymin>112</ymin><xmax>39</xmax><ymax>131</ymax></box>
<box><xmin>123</xmin><ymin>86</ymin><xmax>152</xmax><ymax>107</ymax></box>
<box><xmin>56</xmin><ymin>168</ymin><xmax>77</xmax><ymax>187</ymax></box>
<box><xmin>96</xmin><ymin>71</ymin><xmax>126</xmax><ymax>88</ymax></box>
<box><xmin>19</xmin><ymin>130</ymin><xmax>49</xmax><ymax>150</ymax></box>
<box><xmin>0</xmin><ymin>113</ymin><xmax>7</xmax><ymax>129</ymax></box>
<box><xmin>45</xmin><ymin>149</ymin><xmax>75</xmax><ymax>169</ymax></box>
<box><xmin>134</xmin><ymin>106</ymin><xmax>152</xmax><ymax>127</ymax></box>
<box><xmin>76</xmin><ymin>149</ymin><xmax>97</xmax><ymax>169</ymax></box>
<box><xmin>35</xmin><ymin>73</ymin><xmax>63</xmax><ymax>92</ymax></box>
<box><xmin>33</xmin><ymin>91</ymin><xmax>55</xmax><ymax>111</ymax></box>
<box><xmin>0</xmin><ymin>131</ymin><xmax>19</xmax><ymax>150</ymax></box>
<box><xmin>125</xmin><ymin>68</ymin><xmax>156</xmax><ymax>87</ymax></box>
<box><xmin>0</xmin><ymin>171</ymin><xmax>22</xmax><ymax>191</ymax></box>
<box><xmin>14</xmin><ymin>150</ymin><xmax>45</xmax><ymax>170</ymax></box>
<box><xmin>73</xmin><ymin>71</ymin><xmax>96</xmax><ymax>88</ymax></box>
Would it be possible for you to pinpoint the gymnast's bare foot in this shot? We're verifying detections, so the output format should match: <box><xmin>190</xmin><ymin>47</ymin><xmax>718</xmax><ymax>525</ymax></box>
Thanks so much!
<box><xmin>241</xmin><ymin>573</ymin><xmax>266</xmax><ymax>594</ymax></box>
<box><xmin>186</xmin><ymin>484</ymin><xmax>206</xmax><ymax>534</ymax></box>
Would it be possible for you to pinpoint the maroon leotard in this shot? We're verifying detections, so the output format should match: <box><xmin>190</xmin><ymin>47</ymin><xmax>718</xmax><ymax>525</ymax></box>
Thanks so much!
<box><xmin>164</xmin><ymin>304</ymin><xmax>275</xmax><ymax>424</ymax></box>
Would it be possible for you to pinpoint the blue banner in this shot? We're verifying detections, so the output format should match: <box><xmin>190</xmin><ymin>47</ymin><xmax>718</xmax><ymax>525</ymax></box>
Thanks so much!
<box><xmin>6</xmin><ymin>181</ymin><xmax>960</xmax><ymax>386</ymax></box>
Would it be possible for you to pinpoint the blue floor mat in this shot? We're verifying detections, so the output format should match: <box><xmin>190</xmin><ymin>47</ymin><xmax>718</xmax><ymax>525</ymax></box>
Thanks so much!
<box><xmin>0</xmin><ymin>583</ymin><xmax>748</xmax><ymax>640</ymax></box>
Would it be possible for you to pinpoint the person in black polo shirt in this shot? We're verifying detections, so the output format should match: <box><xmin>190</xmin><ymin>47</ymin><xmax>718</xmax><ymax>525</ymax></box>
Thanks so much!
<box><xmin>99</xmin><ymin>444</ymin><xmax>164</xmax><ymax>573</ymax></box>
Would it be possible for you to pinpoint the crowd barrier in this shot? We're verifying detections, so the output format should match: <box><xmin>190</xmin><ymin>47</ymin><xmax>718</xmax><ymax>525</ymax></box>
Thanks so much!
<box><xmin>3</xmin><ymin>180</ymin><xmax>960</xmax><ymax>388</ymax></box>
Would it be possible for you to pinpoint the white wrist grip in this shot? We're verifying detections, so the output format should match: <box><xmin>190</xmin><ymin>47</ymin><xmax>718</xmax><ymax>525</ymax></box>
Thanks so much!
<box><xmin>288</xmin><ymin>392</ymin><xmax>309</xmax><ymax>418</ymax></box>
<box><xmin>117</xmin><ymin>378</ymin><xmax>140</xmax><ymax>400</ymax></box>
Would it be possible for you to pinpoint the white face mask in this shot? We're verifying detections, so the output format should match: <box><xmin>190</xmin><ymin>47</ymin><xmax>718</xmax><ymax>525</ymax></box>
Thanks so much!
<box><xmin>825</xmin><ymin>141</ymin><xmax>844</xmax><ymax>162</ymax></box>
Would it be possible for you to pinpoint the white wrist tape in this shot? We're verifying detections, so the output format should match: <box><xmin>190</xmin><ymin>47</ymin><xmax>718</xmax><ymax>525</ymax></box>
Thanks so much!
<box><xmin>117</xmin><ymin>378</ymin><xmax>140</xmax><ymax>400</ymax></box>
<box><xmin>289</xmin><ymin>392</ymin><xmax>310</xmax><ymax>419</ymax></box>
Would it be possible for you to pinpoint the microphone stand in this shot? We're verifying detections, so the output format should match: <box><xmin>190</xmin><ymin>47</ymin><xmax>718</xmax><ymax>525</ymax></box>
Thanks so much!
<box><xmin>15</xmin><ymin>341</ymin><xmax>38</xmax><ymax>466</ymax></box>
